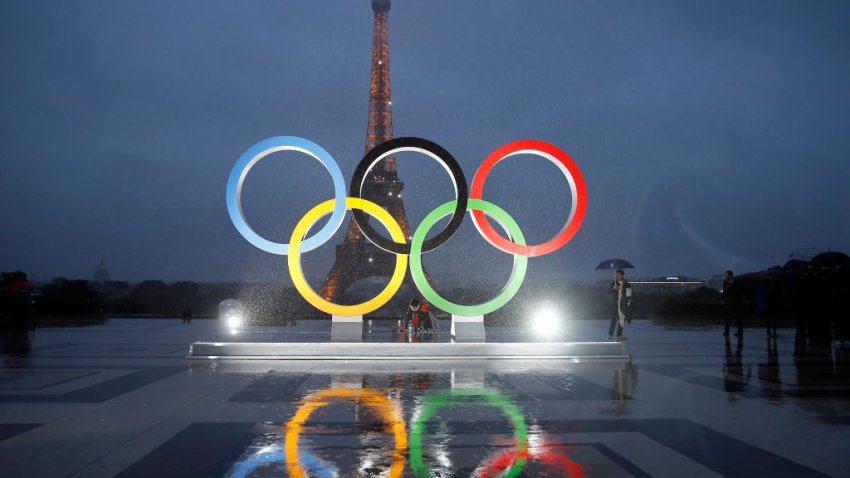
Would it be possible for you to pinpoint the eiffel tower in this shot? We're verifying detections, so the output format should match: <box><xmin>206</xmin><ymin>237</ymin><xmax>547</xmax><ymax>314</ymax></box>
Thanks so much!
<box><xmin>320</xmin><ymin>0</ymin><xmax>417</xmax><ymax>303</ymax></box>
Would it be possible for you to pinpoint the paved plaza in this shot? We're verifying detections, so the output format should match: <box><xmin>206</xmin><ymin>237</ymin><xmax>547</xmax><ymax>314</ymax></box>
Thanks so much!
<box><xmin>1</xmin><ymin>318</ymin><xmax>848</xmax><ymax>477</ymax></box>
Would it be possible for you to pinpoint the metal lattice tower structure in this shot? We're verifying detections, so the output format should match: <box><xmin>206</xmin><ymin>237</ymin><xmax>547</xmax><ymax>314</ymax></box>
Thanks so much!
<box><xmin>320</xmin><ymin>0</ymin><xmax>416</xmax><ymax>303</ymax></box>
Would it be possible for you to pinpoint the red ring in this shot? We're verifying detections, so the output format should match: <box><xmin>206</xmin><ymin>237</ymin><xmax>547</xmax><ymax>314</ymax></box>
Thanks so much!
<box><xmin>478</xmin><ymin>448</ymin><xmax>585</xmax><ymax>478</ymax></box>
<box><xmin>477</xmin><ymin>449</ymin><xmax>527</xmax><ymax>478</ymax></box>
<box><xmin>535</xmin><ymin>448</ymin><xmax>585</xmax><ymax>478</ymax></box>
<box><xmin>470</xmin><ymin>140</ymin><xmax>587</xmax><ymax>257</ymax></box>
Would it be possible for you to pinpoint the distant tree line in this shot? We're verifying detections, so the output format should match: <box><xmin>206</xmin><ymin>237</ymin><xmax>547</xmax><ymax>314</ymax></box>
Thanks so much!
<box><xmin>0</xmin><ymin>272</ymin><xmax>233</xmax><ymax>318</ymax></box>
<box><xmin>103</xmin><ymin>280</ymin><xmax>226</xmax><ymax>317</ymax></box>
<box><xmin>0</xmin><ymin>272</ymin><xmax>768</xmax><ymax>321</ymax></box>
<box><xmin>1</xmin><ymin>272</ymin><xmax>323</xmax><ymax>322</ymax></box>
<box><xmin>5</xmin><ymin>265</ymin><xmax>848</xmax><ymax>337</ymax></box>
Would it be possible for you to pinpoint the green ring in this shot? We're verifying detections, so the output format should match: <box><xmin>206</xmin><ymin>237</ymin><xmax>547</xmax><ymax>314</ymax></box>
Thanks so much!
<box><xmin>409</xmin><ymin>388</ymin><xmax>529</xmax><ymax>478</ymax></box>
<box><xmin>409</xmin><ymin>199</ymin><xmax>528</xmax><ymax>316</ymax></box>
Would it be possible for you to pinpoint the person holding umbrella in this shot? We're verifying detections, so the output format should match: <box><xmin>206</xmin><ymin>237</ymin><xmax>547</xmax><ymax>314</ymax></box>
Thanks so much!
<box><xmin>596</xmin><ymin>259</ymin><xmax>635</xmax><ymax>342</ymax></box>
<box><xmin>609</xmin><ymin>269</ymin><xmax>633</xmax><ymax>341</ymax></box>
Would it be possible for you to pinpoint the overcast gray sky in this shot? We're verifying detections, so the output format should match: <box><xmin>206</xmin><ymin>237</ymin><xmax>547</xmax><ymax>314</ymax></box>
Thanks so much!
<box><xmin>1</xmin><ymin>0</ymin><xmax>849</xmax><ymax>287</ymax></box>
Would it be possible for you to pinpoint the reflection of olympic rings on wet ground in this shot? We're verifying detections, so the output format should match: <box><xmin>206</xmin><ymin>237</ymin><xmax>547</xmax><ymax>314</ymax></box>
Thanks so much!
<box><xmin>280</xmin><ymin>386</ymin><xmax>585</xmax><ymax>477</ymax></box>
<box><xmin>228</xmin><ymin>443</ymin><xmax>336</xmax><ymax>478</ymax></box>
<box><xmin>284</xmin><ymin>388</ymin><xmax>407</xmax><ymax>478</ymax></box>
<box><xmin>409</xmin><ymin>388</ymin><xmax>529</xmax><ymax>478</ymax></box>
<box><xmin>227</xmin><ymin>136</ymin><xmax>587</xmax><ymax>317</ymax></box>
<box><xmin>478</xmin><ymin>447</ymin><xmax>586</xmax><ymax>478</ymax></box>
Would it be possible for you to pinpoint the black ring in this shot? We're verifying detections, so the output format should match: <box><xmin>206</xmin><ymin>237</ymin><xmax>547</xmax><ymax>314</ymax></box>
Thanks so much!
<box><xmin>350</xmin><ymin>137</ymin><xmax>468</xmax><ymax>254</ymax></box>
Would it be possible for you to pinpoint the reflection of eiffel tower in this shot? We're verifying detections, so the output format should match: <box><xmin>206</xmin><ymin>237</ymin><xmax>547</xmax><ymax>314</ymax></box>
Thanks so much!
<box><xmin>320</xmin><ymin>0</ymin><xmax>416</xmax><ymax>302</ymax></box>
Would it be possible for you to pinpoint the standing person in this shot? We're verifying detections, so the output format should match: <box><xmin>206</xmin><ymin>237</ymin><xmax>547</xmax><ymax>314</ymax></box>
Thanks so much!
<box><xmin>765</xmin><ymin>279</ymin><xmax>778</xmax><ymax>337</ymax></box>
<box><xmin>792</xmin><ymin>266</ymin><xmax>809</xmax><ymax>337</ymax></box>
<box><xmin>608</xmin><ymin>269</ymin><xmax>633</xmax><ymax>341</ymax></box>
<box><xmin>835</xmin><ymin>271</ymin><xmax>850</xmax><ymax>346</ymax></box>
<box><xmin>722</xmin><ymin>270</ymin><xmax>744</xmax><ymax>337</ymax></box>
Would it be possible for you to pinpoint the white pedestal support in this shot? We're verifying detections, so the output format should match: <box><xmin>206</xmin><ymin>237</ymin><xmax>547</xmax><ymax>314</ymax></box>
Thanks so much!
<box><xmin>451</xmin><ymin>315</ymin><xmax>485</xmax><ymax>342</ymax></box>
<box><xmin>331</xmin><ymin>373</ymin><xmax>364</xmax><ymax>389</ymax></box>
<box><xmin>450</xmin><ymin>369</ymin><xmax>486</xmax><ymax>389</ymax></box>
<box><xmin>331</xmin><ymin>315</ymin><xmax>363</xmax><ymax>342</ymax></box>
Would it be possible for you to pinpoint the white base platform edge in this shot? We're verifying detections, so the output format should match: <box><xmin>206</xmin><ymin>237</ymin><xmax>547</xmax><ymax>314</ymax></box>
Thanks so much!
<box><xmin>451</xmin><ymin>315</ymin><xmax>485</xmax><ymax>341</ymax></box>
<box><xmin>187</xmin><ymin>341</ymin><xmax>627</xmax><ymax>360</ymax></box>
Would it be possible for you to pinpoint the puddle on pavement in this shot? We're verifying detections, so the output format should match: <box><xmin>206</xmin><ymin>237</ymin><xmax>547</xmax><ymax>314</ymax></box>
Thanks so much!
<box><xmin>224</xmin><ymin>372</ymin><xmax>606</xmax><ymax>477</ymax></box>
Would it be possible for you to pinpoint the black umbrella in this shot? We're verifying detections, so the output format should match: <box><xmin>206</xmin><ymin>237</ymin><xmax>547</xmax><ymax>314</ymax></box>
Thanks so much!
<box><xmin>595</xmin><ymin>258</ymin><xmax>635</xmax><ymax>271</ymax></box>
<box><xmin>810</xmin><ymin>251</ymin><xmax>850</xmax><ymax>270</ymax></box>
<box><xmin>788</xmin><ymin>247</ymin><xmax>822</xmax><ymax>261</ymax></box>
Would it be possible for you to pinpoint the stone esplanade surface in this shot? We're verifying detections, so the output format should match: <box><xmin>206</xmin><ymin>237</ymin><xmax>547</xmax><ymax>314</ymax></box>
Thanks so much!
<box><xmin>1</xmin><ymin>318</ymin><xmax>848</xmax><ymax>477</ymax></box>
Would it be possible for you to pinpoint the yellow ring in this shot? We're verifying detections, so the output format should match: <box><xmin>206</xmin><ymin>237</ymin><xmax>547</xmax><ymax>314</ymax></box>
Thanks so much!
<box><xmin>284</xmin><ymin>388</ymin><xmax>407</xmax><ymax>478</ymax></box>
<box><xmin>288</xmin><ymin>197</ymin><xmax>408</xmax><ymax>317</ymax></box>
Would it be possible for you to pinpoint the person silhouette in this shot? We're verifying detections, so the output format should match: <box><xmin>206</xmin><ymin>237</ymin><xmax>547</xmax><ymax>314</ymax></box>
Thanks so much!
<box><xmin>608</xmin><ymin>269</ymin><xmax>632</xmax><ymax>341</ymax></box>
<box><xmin>722</xmin><ymin>270</ymin><xmax>744</xmax><ymax>337</ymax></box>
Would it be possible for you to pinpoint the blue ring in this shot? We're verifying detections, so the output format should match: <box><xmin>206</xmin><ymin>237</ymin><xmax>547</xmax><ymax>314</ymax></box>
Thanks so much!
<box><xmin>227</xmin><ymin>444</ymin><xmax>334</xmax><ymax>478</ymax></box>
<box><xmin>225</xmin><ymin>136</ymin><xmax>347</xmax><ymax>255</ymax></box>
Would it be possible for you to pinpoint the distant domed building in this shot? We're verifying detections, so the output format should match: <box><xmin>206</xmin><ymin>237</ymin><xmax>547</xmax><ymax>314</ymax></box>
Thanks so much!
<box><xmin>93</xmin><ymin>260</ymin><xmax>110</xmax><ymax>284</ymax></box>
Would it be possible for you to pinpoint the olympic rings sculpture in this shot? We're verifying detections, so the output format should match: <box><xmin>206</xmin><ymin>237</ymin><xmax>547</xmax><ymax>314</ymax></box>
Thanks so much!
<box><xmin>226</xmin><ymin>136</ymin><xmax>587</xmax><ymax>317</ymax></box>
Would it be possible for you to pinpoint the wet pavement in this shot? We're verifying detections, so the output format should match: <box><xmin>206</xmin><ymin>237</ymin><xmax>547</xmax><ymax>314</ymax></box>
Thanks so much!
<box><xmin>1</xmin><ymin>318</ymin><xmax>849</xmax><ymax>477</ymax></box>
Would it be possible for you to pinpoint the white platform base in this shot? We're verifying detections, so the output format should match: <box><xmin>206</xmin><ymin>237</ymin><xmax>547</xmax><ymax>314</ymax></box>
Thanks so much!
<box><xmin>331</xmin><ymin>315</ymin><xmax>362</xmax><ymax>342</ymax></box>
<box><xmin>187</xmin><ymin>341</ymin><xmax>627</xmax><ymax>360</ymax></box>
<box><xmin>451</xmin><ymin>315</ymin><xmax>485</xmax><ymax>341</ymax></box>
